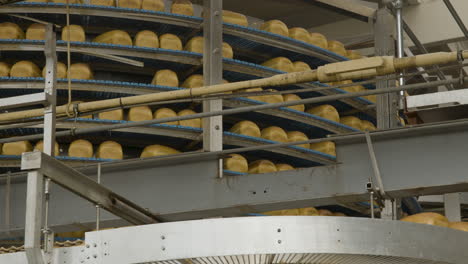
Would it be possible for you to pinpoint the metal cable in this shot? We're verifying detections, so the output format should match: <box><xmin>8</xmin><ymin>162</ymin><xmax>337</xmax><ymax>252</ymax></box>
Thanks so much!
<box><xmin>64</xmin><ymin>0</ymin><xmax>74</xmax><ymax>118</ymax></box>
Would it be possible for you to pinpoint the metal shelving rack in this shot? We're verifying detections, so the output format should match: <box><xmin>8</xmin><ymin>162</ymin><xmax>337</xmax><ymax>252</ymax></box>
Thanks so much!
<box><xmin>1</xmin><ymin>0</ymin><xmax>468</xmax><ymax>264</ymax></box>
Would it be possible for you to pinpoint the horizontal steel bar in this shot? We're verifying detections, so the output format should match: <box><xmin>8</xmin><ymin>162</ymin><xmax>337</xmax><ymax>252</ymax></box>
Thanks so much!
<box><xmin>0</xmin><ymin>92</ymin><xmax>47</xmax><ymax>110</ymax></box>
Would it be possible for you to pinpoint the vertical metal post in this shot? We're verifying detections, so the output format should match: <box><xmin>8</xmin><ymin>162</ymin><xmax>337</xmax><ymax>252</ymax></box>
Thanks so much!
<box><xmin>444</xmin><ymin>193</ymin><xmax>462</xmax><ymax>222</ymax></box>
<box><xmin>203</xmin><ymin>0</ymin><xmax>224</xmax><ymax>177</ymax></box>
<box><xmin>3</xmin><ymin>172</ymin><xmax>11</xmax><ymax>234</ymax></box>
<box><xmin>96</xmin><ymin>163</ymin><xmax>102</xmax><ymax>231</ymax></box>
<box><xmin>24</xmin><ymin>171</ymin><xmax>45</xmax><ymax>264</ymax></box>
<box><xmin>394</xmin><ymin>0</ymin><xmax>404</xmax><ymax>88</ymax></box>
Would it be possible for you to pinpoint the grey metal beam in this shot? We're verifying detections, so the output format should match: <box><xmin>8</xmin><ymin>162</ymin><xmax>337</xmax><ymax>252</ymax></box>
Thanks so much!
<box><xmin>0</xmin><ymin>93</ymin><xmax>48</xmax><ymax>110</ymax></box>
<box><xmin>2</xmin><ymin>120</ymin><xmax>468</xmax><ymax>237</ymax></box>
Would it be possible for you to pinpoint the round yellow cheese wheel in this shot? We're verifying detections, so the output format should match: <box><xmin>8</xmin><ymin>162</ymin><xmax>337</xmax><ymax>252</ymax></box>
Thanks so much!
<box><xmin>128</xmin><ymin>106</ymin><xmax>152</xmax><ymax>121</ymax></box>
<box><xmin>347</xmin><ymin>50</ymin><xmax>362</xmax><ymax>60</ymax></box>
<box><xmin>262</xmin><ymin>57</ymin><xmax>294</xmax><ymax>72</ymax></box>
<box><xmin>68</xmin><ymin>139</ymin><xmax>93</xmax><ymax>158</ymax></box>
<box><xmin>98</xmin><ymin>109</ymin><xmax>124</xmax><ymax>120</ymax></box>
<box><xmin>10</xmin><ymin>61</ymin><xmax>41</xmax><ymax>78</ymax></box>
<box><xmin>340</xmin><ymin>116</ymin><xmax>362</xmax><ymax>130</ymax></box>
<box><xmin>0</xmin><ymin>22</ymin><xmax>25</xmax><ymax>39</ymax></box>
<box><xmin>298</xmin><ymin>207</ymin><xmax>319</xmax><ymax>216</ymax></box>
<box><xmin>151</xmin><ymin>69</ymin><xmax>178</xmax><ymax>87</ymax></box>
<box><xmin>250</xmin><ymin>89</ymin><xmax>283</xmax><ymax>104</ymax></box>
<box><xmin>260</xmin><ymin>20</ymin><xmax>288</xmax><ymax>37</ymax></box>
<box><xmin>93</xmin><ymin>30</ymin><xmax>132</xmax><ymax>46</ymax></box>
<box><xmin>318</xmin><ymin>209</ymin><xmax>333</xmax><ymax>216</ymax></box>
<box><xmin>275</xmin><ymin>163</ymin><xmax>294</xmax><ymax>172</ymax></box>
<box><xmin>118</xmin><ymin>0</ymin><xmax>141</xmax><ymax>8</ymax></box>
<box><xmin>282</xmin><ymin>94</ymin><xmax>304</xmax><ymax>112</ymax></box>
<box><xmin>34</xmin><ymin>140</ymin><xmax>60</xmax><ymax>156</ymax></box>
<box><xmin>292</xmin><ymin>61</ymin><xmax>311</xmax><ymax>72</ymax></box>
<box><xmin>184</xmin><ymin>36</ymin><xmax>234</xmax><ymax>59</ymax></box>
<box><xmin>181</xmin><ymin>74</ymin><xmax>204</xmax><ymax>88</ymax></box>
<box><xmin>230</xmin><ymin>120</ymin><xmax>261</xmax><ymax>138</ymax></box>
<box><xmin>159</xmin><ymin>33</ymin><xmax>182</xmax><ymax>50</ymax></box>
<box><xmin>90</xmin><ymin>0</ymin><xmax>115</xmax><ymax>6</ymax></box>
<box><xmin>248</xmin><ymin>159</ymin><xmax>277</xmax><ymax>174</ymax></box>
<box><xmin>0</xmin><ymin>62</ymin><xmax>10</xmax><ymax>77</ymax></box>
<box><xmin>287</xmin><ymin>131</ymin><xmax>309</xmax><ymax>149</ymax></box>
<box><xmin>153</xmin><ymin>108</ymin><xmax>178</xmax><ymax>126</ymax></box>
<box><xmin>2</xmin><ymin>141</ymin><xmax>32</xmax><ymax>155</ymax></box>
<box><xmin>222</xmin><ymin>10</ymin><xmax>248</xmax><ymax>27</ymax></box>
<box><xmin>310</xmin><ymin>141</ymin><xmax>336</xmax><ymax>156</ymax></box>
<box><xmin>26</xmin><ymin>23</ymin><xmax>46</xmax><ymax>40</ymax></box>
<box><xmin>140</xmin><ymin>144</ymin><xmax>180</xmax><ymax>158</ymax></box>
<box><xmin>134</xmin><ymin>30</ymin><xmax>159</xmax><ymax>48</ymax></box>
<box><xmin>224</xmin><ymin>153</ymin><xmax>248</xmax><ymax>173</ymax></box>
<box><xmin>42</xmin><ymin>62</ymin><xmax>67</xmax><ymax>79</ymax></box>
<box><xmin>328</xmin><ymin>40</ymin><xmax>347</xmax><ymax>57</ymax></box>
<box><xmin>261</xmin><ymin>126</ymin><xmax>288</xmax><ymax>143</ymax></box>
<box><xmin>281</xmin><ymin>209</ymin><xmax>301</xmax><ymax>216</ymax></box>
<box><xmin>61</xmin><ymin>25</ymin><xmax>86</xmax><ymax>42</ymax></box>
<box><xmin>178</xmin><ymin>109</ymin><xmax>201</xmax><ymax>128</ymax></box>
<box><xmin>449</xmin><ymin>222</ymin><xmax>468</xmax><ymax>232</ymax></box>
<box><xmin>289</xmin><ymin>27</ymin><xmax>311</xmax><ymax>43</ymax></box>
<box><xmin>306</xmin><ymin>105</ymin><xmax>340</xmax><ymax>123</ymax></box>
<box><xmin>68</xmin><ymin>63</ymin><xmax>93</xmax><ymax>80</ymax></box>
<box><xmin>309</xmin><ymin>32</ymin><xmax>328</xmax><ymax>49</ymax></box>
<box><xmin>333</xmin><ymin>212</ymin><xmax>347</xmax><ymax>217</ymax></box>
<box><xmin>361</xmin><ymin>120</ymin><xmax>376</xmax><ymax>131</ymax></box>
<box><xmin>96</xmin><ymin>141</ymin><xmax>123</xmax><ymax>160</ymax></box>
<box><xmin>141</xmin><ymin>0</ymin><xmax>164</xmax><ymax>11</ymax></box>
<box><xmin>171</xmin><ymin>0</ymin><xmax>194</xmax><ymax>16</ymax></box>
<box><xmin>401</xmin><ymin>212</ymin><xmax>449</xmax><ymax>227</ymax></box>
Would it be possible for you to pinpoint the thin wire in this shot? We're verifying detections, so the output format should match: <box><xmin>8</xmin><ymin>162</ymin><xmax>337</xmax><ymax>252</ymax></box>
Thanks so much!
<box><xmin>65</xmin><ymin>0</ymin><xmax>74</xmax><ymax>117</ymax></box>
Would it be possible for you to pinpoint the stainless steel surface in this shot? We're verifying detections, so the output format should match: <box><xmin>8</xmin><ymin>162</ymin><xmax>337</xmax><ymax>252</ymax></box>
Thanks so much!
<box><xmin>394</xmin><ymin>0</ymin><xmax>405</xmax><ymax>90</ymax></box>
<box><xmin>0</xmin><ymin>93</ymin><xmax>47</xmax><ymax>110</ymax></box>
<box><xmin>444</xmin><ymin>193</ymin><xmax>462</xmax><ymax>222</ymax></box>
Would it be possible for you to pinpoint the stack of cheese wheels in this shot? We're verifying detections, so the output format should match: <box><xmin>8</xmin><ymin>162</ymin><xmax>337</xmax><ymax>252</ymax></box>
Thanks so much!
<box><xmin>318</xmin><ymin>209</ymin><xmax>333</xmax><ymax>216</ymax></box>
<box><xmin>289</xmin><ymin>27</ymin><xmax>312</xmax><ymax>43</ymax></box>
<box><xmin>222</xmin><ymin>10</ymin><xmax>248</xmax><ymax>27</ymax></box>
<box><xmin>287</xmin><ymin>131</ymin><xmax>309</xmax><ymax>149</ymax></box>
<box><xmin>178</xmin><ymin>109</ymin><xmax>201</xmax><ymax>128</ymax></box>
<box><xmin>42</xmin><ymin>62</ymin><xmax>67</xmax><ymax>79</ymax></box>
<box><xmin>141</xmin><ymin>0</ymin><xmax>164</xmax><ymax>11</ymax></box>
<box><xmin>306</xmin><ymin>105</ymin><xmax>340</xmax><ymax>123</ymax></box>
<box><xmin>34</xmin><ymin>140</ymin><xmax>60</xmax><ymax>156</ymax></box>
<box><xmin>128</xmin><ymin>106</ymin><xmax>153</xmax><ymax>121</ymax></box>
<box><xmin>299</xmin><ymin>207</ymin><xmax>319</xmax><ymax>216</ymax></box>
<box><xmin>25</xmin><ymin>23</ymin><xmax>45</xmax><ymax>40</ymax></box>
<box><xmin>347</xmin><ymin>50</ymin><xmax>362</xmax><ymax>60</ymax></box>
<box><xmin>310</xmin><ymin>141</ymin><xmax>336</xmax><ymax>156</ymax></box>
<box><xmin>61</xmin><ymin>25</ymin><xmax>86</xmax><ymax>42</ymax></box>
<box><xmin>96</xmin><ymin>141</ymin><xmax>123</xmax><ymax>160</ymax></box>
<box><xmin>262</xmin><ymin>57</ymin><xmax>294</xmax><ymax>72</ymax></box>
<box><xmin>0</xmin><ymin>62</ymin><xmax>10</xmax><ymax>77</ymax></box>
<box><xmin>68</xmin><ymin>139</ymin><xmax>94</xmax><ymax>158</ymax></box>
<box><xmin>328</xmin><ymin>40</ymin><xmax>347</xmax><ymax>57</ymax></box>
<box><xmin>276</xmin><ymin>163</ymin><xmax>294</xmax><ymax>171</ymax></box>
<box><xmin>152</xmin><ymin>69</ymin><xmax>179</xmax><ymax>87</ymax></box>
<box><xmin>69</xmin><ymin>63</ymin><xmax>93</xmax><ymax>80</ymax></box>
<box><xmin>93</xmin><ymin>30</ymin><xmax>132</xmax><ymax>46</ymax></box>
<box><xmin>98</xmin><ymin>109</ymin><xmax>124</xmax><ymax>120</ymax></box>
<box><xmin>181</xmin><ymin>74</ymin><xmax>204</xmax><ymax>88</ymax></box>
<box><xmin>449</xmin><ymin>222</ymin><xmax>468</xmax><ymax>232</ymax></box>
<box><xmin>171</xmin><ymin>0</ymin><xmax>194</xmax><ymax>16</ymax></box>
<box><xmin>292</xmin><ymin>61</ymin><xmax>311</xmax><ymax>72</ymax></box>
<box><xmin>2</xmin><ymin>141</ymin><xmax>32</xmax><ymax>155</ymax></box>
<box><xmin>401</xmin><ymin>212</ymin><xmax>449</xmax><ymax>227</ymax></box>
<box><xmin>309</xmin><ymin>32</ymin><xmax>328</xmax><ymax>49</ymax></box>
<box><xmin>261</xmin><ymin>126</ymin><xmax>288</xmax><ymax>142</ymax></box>
<box><xmin>0</xmin><ymin>22</ymin><xmax>24</xmax><ymax>39</ymax></box>
<box><xmin>184</xmin><ymin>36</ymin><xmax>234</xmax><ymax>59</ymax></box>
<box><xmin>134</xmin><ymin>30</ymin><xmax>159</xmax><ymax>48</ymax></box>
<box><xmin>153</xmin><ymin>108</ymin><xmax>178</xmax><ymax>125</ymax></box>
<box><xmin>90</xmin><ymin>0</ymin><xmax>115</xmax><ymax>6</ymax></box>
<box><xmin>10</xmin><ymin>61</ymin><xmax>41</xmax><ymax>78</ymax></box>
<box><xmin>282</xmin><ymin>94</ymin><xmax>304</xmax><ymax>112</ymax></box>
<box><xmin>340</xmin><ymin>116</ymin><xmax>362</xmax><ymax>130</ymax></box>
<box><xmin>260</xmin><ymin>20</ymin><xmax>289</xmax><ymax>37</ymax></box>
<box><xmin>361</xmin><ymin>120</ymin><xmax>376</xmax><ymax>131</ymax></box>
<box><xmin>159</xmin><ymin>33</ymin><xmax>182</xmax><ymax>50</ymax></box>
<box><xmin>230</xmin><ymin>120</ymin><xmax>261</xmax><ymax>138</ymax></box>
<box><xmin>118</xmin><ymin>0</ymin><xmax>141</xmax><ymax>9</ymax></box>
<box><xmin>248</xmin><ymin>159</ymin><xmax>277</xmax><ymax>174</ymax></box>
<box><xmin>140</xmin><ymin>144</ymin><xmax>180</xmax><ymax>158</ymax></box>
<box><xmin>224</xmin><ymin>153</ymin><xmax>248</xmax><ymax>173</ymax></box>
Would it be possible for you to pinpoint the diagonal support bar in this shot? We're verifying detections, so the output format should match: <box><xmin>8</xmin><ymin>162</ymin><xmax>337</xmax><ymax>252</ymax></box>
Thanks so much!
<box><xmin>21</xmin><ymin>151</ymin><xmax>160</xmax><ymax>225</ymax></box>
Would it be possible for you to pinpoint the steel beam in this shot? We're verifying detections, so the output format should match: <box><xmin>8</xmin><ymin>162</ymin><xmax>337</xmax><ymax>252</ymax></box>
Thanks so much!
<box><xmin>2</xmin><ymin>121</ymin><xmax>468</xmax><ymax>237</ymax></box>
<box><xmin>0</xmin><ymin>93</ymin><xmax>48</xmax><ymax>110</ymax></box>
<box><xmin>444</xmin><ymin>193</ymin><xmax>462</xmax><ymax>222</ymax></box>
